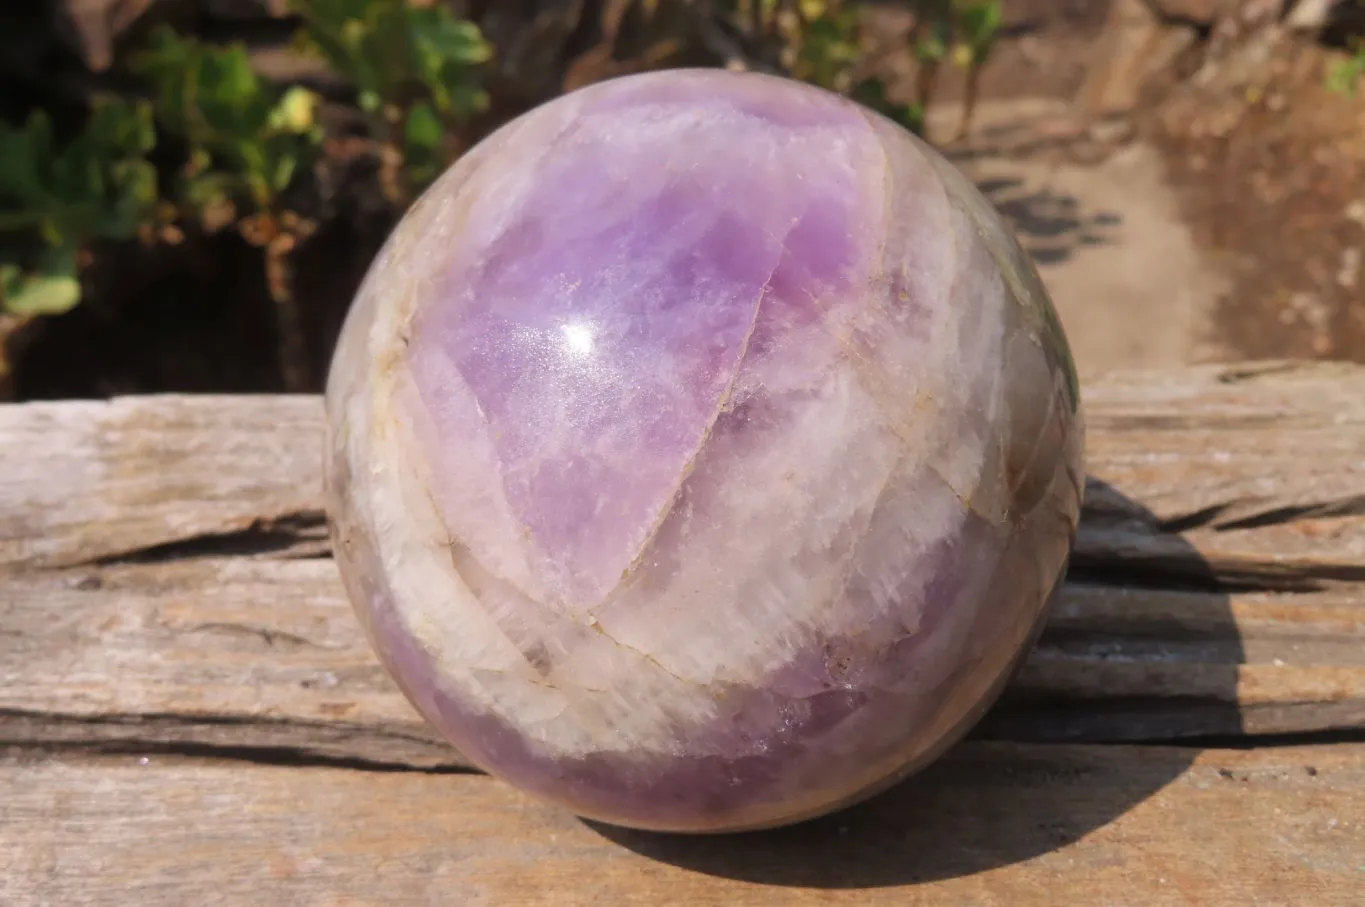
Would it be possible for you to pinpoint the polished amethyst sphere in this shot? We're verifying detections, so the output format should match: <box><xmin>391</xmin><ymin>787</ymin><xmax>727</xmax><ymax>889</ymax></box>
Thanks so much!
<box><xmin>325</xmin><ymin>69</ymin><xmax>1084</xmax><ymax>833</ymax></box>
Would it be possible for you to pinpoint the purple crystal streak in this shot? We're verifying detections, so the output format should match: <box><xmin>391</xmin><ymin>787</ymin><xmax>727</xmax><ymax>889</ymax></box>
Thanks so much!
<box><xmin>407</xmin><ymin>75</ymin><xmax>877</xmax><ymax>609</ymax></box>
<box><xmin>324</xmin><ymin>68</ymin><xmax>1084</xmax><ymax>833</ymax></box>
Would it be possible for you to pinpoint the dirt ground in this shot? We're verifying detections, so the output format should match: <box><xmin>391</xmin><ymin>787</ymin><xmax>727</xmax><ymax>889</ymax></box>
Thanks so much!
<box><xmin>1151</xmin><ymin>26</ymin><xmax>1365</xmax><ymax>365</ymax></box>
<box><xmin>934</xmin><ymin>97</ymin><xmax>1229</xmax><ymax>379</ymax></box>
<box><xmin>928</xmin><ymin>0</ymin><xmax>1365</xmax><ymax>377</ymax></box>
<box><xmin>6</xmin><ymin>0</ymin><xmax>1365</xmax><ymax>396</ymax></box>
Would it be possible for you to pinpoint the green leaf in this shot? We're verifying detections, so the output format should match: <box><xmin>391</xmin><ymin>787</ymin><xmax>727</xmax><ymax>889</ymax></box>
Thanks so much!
<box><xmin>182</xmin><ymin>170</ymin><xmax>239</xmax><ymax>213</ymax></box>
<box><xmin>357</xmin><ymin>89</ymin><xmax>383</xmax><ymax>114</ymax></box>
<box><xmin>270</xmin><ymin>153</ymin><xmax>299</xmax><ymax>195</ymax></box>
<box><xmin>794</xmin><ymin>6</ymin><xmax>863</xmax><ymax>90</ymax></box>
<box><xmin>409</xmin><ymin>9</ymin><xmax>493</xmax><ymax>68</ymax></box>
<box><xmin>267</xmin><ymin>86</ymin><xmax>322</xmax><ymax>135</ymax></box>
<box><xmin>444</xmin><ymin>82</ymin><xmax>489</xmax><ymax>119</ymax></box>
<box><xmin>0</xmin><ymin>111</ymin><xmax>51</xmax><ymax>205</ymax></box>
<box><xmin>413</xmin><ymin>14</ymin><xmax>493</xmax><ymax>121</ymax></box>
<box><xmin>913</xmin><ymin>7</ymin><xmax>956</xmax><ymax>62</ymax></box>
<box><xmin>1326</xmin><ymin>45</ymin><xmax>1365</xmax><ymax>96</ymax></box>
<box><xmin>196</xmin><ymin>43</ymin><xmax>270</xmax><ymax>138</ymax></box>
<box><xmin>132</xmin><ymin>26</ymin><xmax>323</xmax><ymax>217</ymax></box>
<box><xmin>0</xmin><ymin>94</ymin><xmax>159</xmax><ymax>246</ymax></box>
<box><xmin>235</xmin><ymin>140</ymin><xmax>269</xmax><ymax>188</ymax></box>
<box><xmin>129</xmin><ymin>26</ymin><xmax>201</xmax><ymax>141</ymax></box>
<box><xmin>402</xmin><ymin>101</ymin><xmax>446</xmax><ymax>192</ymax></box>
<box><xmin>954</xmin><ymin>0</ymin><xmax>1002</xmax><ymax>56</ymax></box>
<box><xmin>404</xmin><ymin>101</ymin><xmax>444</xmax><ymax>154</ymax></box>
<box><xmin>852</xmin><ymin>78</ymin><xmax>925</xmax><ymax>135</ymax></box>
<box><xmin>245</xmin><ymin>171</ymin><xmax>273</xmax><ymax>211</ymax></box>
<box><xmin>0</xmin><ymin>246</ymin><xmax>82</xmax><ymax>316</ymax></box>
<box><xmin>292</xmin><ymin>0</ymin><xmax>489</xmax><ymax>128</ymax></box>
<box><xmin>99</xmin><ymin>158</ymin><xmax>159</xmax><ymax>239</ymax></box>
<box><xmin>85</xmin><ymin>95</ymin><xmax>157</xmax><ymax>156</ymax></box>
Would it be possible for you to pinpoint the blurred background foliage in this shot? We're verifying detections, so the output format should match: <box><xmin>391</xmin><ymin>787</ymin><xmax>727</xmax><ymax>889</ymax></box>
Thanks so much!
<box><xmin>0</xmin><ymin>0</ymin><xmax>1016</xmax><ymax>394</ymax></box>
<box><xmin>0</xmin><ymin>0</ymin><xmax>1362</xmax><ymax>397</ymax></box>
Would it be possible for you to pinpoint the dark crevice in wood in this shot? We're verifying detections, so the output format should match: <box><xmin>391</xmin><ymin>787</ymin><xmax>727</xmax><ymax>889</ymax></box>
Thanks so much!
<box><xmin>1158</xmin><ymin>502</ymin><xmax>1233</xmax><ymax>534</ymax></box>
<box><xmin>78</xmin><ymin>510</ymin><xmax>331</xmax><ymax>566</ymax></box>
<box><xmin>0</xmin><ymin>709</ymin><xmax>469</xmax><ymax>772</ymax></box>
<box><xmin>12</xmin><ymin>699</ymin><xmax>1361</xmax><ymax>772</ymax></box>
<box><xmin>1160</xmin><ymin>496</ymin><xmax>1365</xmax><ymax>534</ymax></box>
<box><xmin>79</xmin><ymin>533</ymin><xmax>1355</xmax><ymax>594</ymax></box>
<box><xmin>0</xmin><ymin>708</ymin><xmax>435</xmax><ymax>740</ymax></box>
<box><xmin>0</xmin><ymin>708</ymin><xmax>451</xmax><ymax>746</ymax></box>
<box><xmin>12</xmin><ymin>727</ymin><xmax>1365</xmax><ymax>775</ymax></box>
<box><xmin>8</xmin><ymin>740</ymin><xmax>477</xmax><ymax>774</ymax></box>
<box><xmin>1069</xmin><ymin>554</ymin><xmax>1365</xmax><ymax>594</ymax></box>
<box><xmin>1213</xmin><ymin>496</ymin><xmax>1365</xmax><ymax>532</ymax></box>
<box><xmin>1128</xmin><ymin>728</ymin><xmax>1365</xmax><ymax>749</ymax></box>
<box><xmin>983</xmin><ymin>706</ymin><xmax>1365</xmax><ymax>747</ymax></box>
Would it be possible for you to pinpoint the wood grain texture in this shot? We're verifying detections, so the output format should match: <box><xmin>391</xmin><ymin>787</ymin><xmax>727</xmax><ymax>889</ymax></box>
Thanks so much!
<box><xmin>1</xmin><ymin>744</ymin><xmax>1362</xmax><ymax>906</ymax></box>
<box><xmin>2</xmin><ymin>558</ymin><xmax>1362</xmax><ymax>766</ymax></box>
<box><xmin>2</xmin><ymin>359</ymin><xmax>1363</xmax><ymax>757</ymax></box>
<box><xmin>3</xmin><ymin>361</ymin><xmax>1364</xmax><ymax>578</ymax></box>
<box><xmin>3</xmin><ymin>359</ymin><xmax>1365</xmax><ymax>904</ymax></box>
<box><xmin>0</xmin><ymin>394</ymin><xmax>326</xmax><ymax>569</ymax></box>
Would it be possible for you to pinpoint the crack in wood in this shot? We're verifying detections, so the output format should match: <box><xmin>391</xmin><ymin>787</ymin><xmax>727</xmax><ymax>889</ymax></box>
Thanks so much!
<box><xmin>3</xmin><ymin>367</ymin><xmax>1365</xmax><ymax>812</ymax></box>
<box><xmin>0</xmin><ymin>708</ymin><xmax>470</xmax><ymax>772</ymax></box>
<box><xmin>78</xmin><ymin>510</ymin><xmax>330</xmax><ymax>567</ymax></box>
<box><xmin>1161</xmin><ymin>496</ymin><xmax>1365</xmax><ymax>534</ymax></box>
<box><xmin>9</xmin><ymin>740</ymin><xmax>475</xmax><ymax>775</ymax></box>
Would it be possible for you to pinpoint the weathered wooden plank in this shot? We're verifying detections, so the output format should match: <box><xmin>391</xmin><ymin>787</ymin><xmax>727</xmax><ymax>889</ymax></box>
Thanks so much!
<box><xmin>2</xmin><ymin>555</ymin><xmax>1361</xmax><ymax>765</ymax></box>
<box><xmin>2</xmin><ymin>361</ymin><xmax>1365</xmax><ymax>758</ymax></box>
<box><xmin>1</xmin><ymin>362</ymin><xmax>1363</xmax><ymax>903</ymax></box>
<box><xmin>0</xmin><ymin>394</ymin><xmax>326</xmax><ymax>570</ymax></box>
<box><xmin>2</xmin><ymin>361</ymin><xmax>1364</xmax><ymax>579</ymax></box>
<box><xmin>1</xmin><ymin>743</ymin><xmax>1361</xmax><ymax>906</ymax></box>
<box><xmin>0</xmin><ymin>557</ymin><xmax>455</xmax><ymax>768</ymax></box>
<box><xmin>1074</xmin><ymin>362</ymin><xmax>1365</xmax><ymax>585</ymax></box>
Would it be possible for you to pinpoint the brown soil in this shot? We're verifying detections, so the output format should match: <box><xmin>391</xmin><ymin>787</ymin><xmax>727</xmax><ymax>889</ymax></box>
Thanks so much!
<box><xmin>1146</xmin><ymin>28</ymin><xmax>1365</xmax><ymax>362</ymax></box>
<box><xmin>890</xmin><ymin>0</ymin><xmax>1365</xmax><ymax>368</ymax></box>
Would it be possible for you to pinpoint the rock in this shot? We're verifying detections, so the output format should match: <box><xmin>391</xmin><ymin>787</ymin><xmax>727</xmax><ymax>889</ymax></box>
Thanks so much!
<box><xmin>1079</xmin><ymin>0</ymin><xmax>1166</xmax><ymax>115</ymax></box>
<box><xmin>58</xmin><ymin>0</ymin><xmax>158</xmax><ymax>70</ymax></box>
<box><xmin>325</xmin><ymin>70</ymin><xmax>1084</xmax><ymax>833</ymax></box>
<box><xmin>1285</xmin><ymin>0</ymin><xmax>1343</xmax><ymax>31</ymax></box>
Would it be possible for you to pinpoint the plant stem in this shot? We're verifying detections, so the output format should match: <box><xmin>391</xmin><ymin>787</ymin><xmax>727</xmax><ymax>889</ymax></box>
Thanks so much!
<box><xmin>915</xmin><ymin>58</ymin><xmax>940</xmax><ymax>130</ymax></box>
<box><xmin>956</xmin><ymin>60</ymin><xmax>982</xmax><ymax>142</ymax></box>
<box><xmin>264</xmin><ymin>223</ymin><xmax>312</xmax><ymax>392</ymax></box>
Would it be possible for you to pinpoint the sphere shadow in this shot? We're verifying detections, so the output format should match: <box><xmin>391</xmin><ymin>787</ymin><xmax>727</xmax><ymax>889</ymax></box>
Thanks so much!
<box><xmin>587</xmin><ymin>478</ymin><xmax>1242</xmax><ymax>889</ymax></box>
<box><xmin>973</xmin><ymin>175</ymin><xmax>1123</xmax><ymax>267</ymax></box>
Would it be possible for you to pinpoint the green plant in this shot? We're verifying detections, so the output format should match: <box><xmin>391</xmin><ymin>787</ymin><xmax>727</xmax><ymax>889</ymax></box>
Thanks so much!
<box><xmin>714</xmin><ymin>0</ymin><xmax>1002</xmax><ymax>140</ymax></box>
<box><xmin>948</xmin><ymin>0</ymin><xmax>1002</xmax><ymax>139</ymax></box>
<box><xmin>903</xmin><ymin>0</ymin><xmax>1002</xmax><ymax>139</ymax></box>
<box><xmin>0</xmin><ymin>97</ymin><xmax>158</xmax><ymax>318</ymax></box>
<box><xmin>132</xmin><ymin>26</ymin><xmax>323</xmax><ymax>227</ymax></box>
<box><xmin>131</xmin><ymin>25</ymin><xmax>325</xmax><ymax>390</ymax></box>
<box><xmin>1327</xmin><ymin>40</ymin><xmax>1365</xmax><ymax>95</ymax></box>
<box><xmin>792</xmin><ymin>1</ymin><xmax>926</xmax><ymax>133</ymax></box>
<box><xmin>290</xmin><ymin>0</ymin><xmax>493</xmax><ymax>199</ymax></box>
